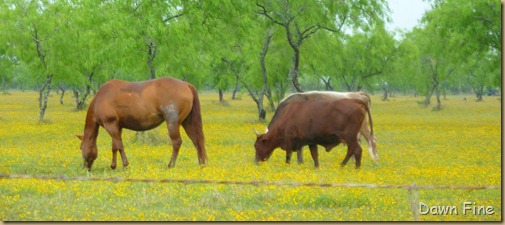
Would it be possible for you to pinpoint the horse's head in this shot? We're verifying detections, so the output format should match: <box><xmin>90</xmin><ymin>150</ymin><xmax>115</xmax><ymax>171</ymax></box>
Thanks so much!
<box><xmin>76</xmin><ymin>135</ymin><xmax>98</xmax><ymax>171</ymax></box>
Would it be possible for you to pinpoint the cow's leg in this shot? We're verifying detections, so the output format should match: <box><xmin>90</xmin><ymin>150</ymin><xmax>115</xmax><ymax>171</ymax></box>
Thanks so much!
<box><xmin>103</xmin><ymin>123</ymin><xmax>128</xmax><ymax>169</ymax></box>
<box><xmin>297</xmin><ymin>148</ymin><xmax>304</xmax><ymax>164</ymax></box>
<box><xmin>167</xmin><ymin>122</ymin><xmax>183</xmax><ymax>168</ymax></box>
<box><xmin>341</xmin><ymin>136</ymin><xmax>360</xmax><ymax>168</ymax></box>
<box><xmin>286</xmin><ymin>149</ymin><xmax>292</xmax><ymax>164</ymax></box>
<box><xmin>352</xmin><ymin>141</ymin><xmax>363</xmax><ymax>169</ymax></box>
<box><xmin>309</xmin><ymin>144</ymin><xmax>319</xmax><ymax>168</ymax></box>
<box><xmin>341</xmin><ymin>145</ymin><xmax>362</xmax><ymax>169</ymax></box>
<box><xmin>340</xmin><ymin>148</ymin><xmax>353</xmax><ymax>167</ymax></box>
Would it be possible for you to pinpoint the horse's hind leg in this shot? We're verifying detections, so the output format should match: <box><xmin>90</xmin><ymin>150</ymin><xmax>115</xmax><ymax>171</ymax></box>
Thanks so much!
<box><xmin>182</xmin><ymin>119</ymin><xmax>208</xmax><ymax>167</ymax></box>
<box><xmin>167</xmin><ymin>122</ymin><xmax>183</xmax><ymax>168</ymax></box>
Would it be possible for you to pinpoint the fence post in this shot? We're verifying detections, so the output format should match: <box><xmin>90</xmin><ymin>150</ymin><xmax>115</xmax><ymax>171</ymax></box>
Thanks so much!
<box><xmin>408</xmin><ymin>183</ymin><xmax>419</xmax><ymax>221</ymax></box>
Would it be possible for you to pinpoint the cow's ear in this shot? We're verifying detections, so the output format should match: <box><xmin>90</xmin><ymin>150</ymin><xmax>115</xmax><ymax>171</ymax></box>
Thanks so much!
<box><xmin>76</xmin><ymin>135</ymin><xmax>84</xmax><ymax>141</ymax></box>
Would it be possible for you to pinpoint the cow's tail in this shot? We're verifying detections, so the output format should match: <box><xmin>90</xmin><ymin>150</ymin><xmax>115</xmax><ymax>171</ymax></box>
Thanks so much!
<box><xmin>365</xmin><ymin>102</ymin><xmax>373</xmax><ymax>137</ymax></box>
<box><xmin>360</xmin><ymin>91</ymin><xmax>372</xmax><ymax>110</ymax></box>
<box><xmin>183</xmin><ymin>84</ymin><xmax>208</xmax><ymax>166</ymax></box>
<box><xmin>363</xmin><ymin>99</ymin><xmax>379</xmax><ymax>161</ymax></box>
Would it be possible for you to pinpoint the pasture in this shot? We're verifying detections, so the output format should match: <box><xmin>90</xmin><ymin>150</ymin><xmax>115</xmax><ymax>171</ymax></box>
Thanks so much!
<box><xmin>0</xmin><ymin>90</ymin><xmax>501</xmax><ymax>221</ymax></box>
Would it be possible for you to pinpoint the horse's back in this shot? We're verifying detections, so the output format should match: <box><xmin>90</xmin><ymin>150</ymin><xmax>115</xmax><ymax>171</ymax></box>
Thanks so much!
<box><xmin>91</xmin><ymin>78</ymin><xmax>195</xmax><ymax>130</ymax></box>
<box><xmin>95</xmin><ymin>78</ymin><xmax>192</xmax><ymax>103</ymax></box>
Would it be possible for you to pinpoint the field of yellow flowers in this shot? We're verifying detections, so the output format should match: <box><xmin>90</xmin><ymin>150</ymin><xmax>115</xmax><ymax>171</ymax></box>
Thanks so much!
<box><xmin>0</xmin><ymin>90</ymin><xmax>501</xmax><ymax>221</ymax></box>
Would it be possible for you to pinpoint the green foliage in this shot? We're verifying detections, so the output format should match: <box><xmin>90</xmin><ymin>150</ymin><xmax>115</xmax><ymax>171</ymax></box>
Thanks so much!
<box><xmin>381</xmin><ymin>0</ymin><xmax>501</xmax><ymax>106</ymax></box>
<box><xmin>0</xmin><ymin>0</ymin><xmax>501</xmax><ymax>118</ymax></box>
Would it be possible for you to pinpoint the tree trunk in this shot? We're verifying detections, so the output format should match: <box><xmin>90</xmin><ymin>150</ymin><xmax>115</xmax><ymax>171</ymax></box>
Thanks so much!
<box><xmin>1</xmin><ymin>74</ymin><xmax>7</xmax><ymax>94</ymax></box>
<box><xmin>38</xmin><ymin>74</ymin><xmax>53</xmax><ymax>122</ymax></box>
<box><xmin>232</xmin><ymin>81</ymin><xmax>239</xmax><ymax>100</ymax></box>
<box><xmin>433</xmin><ymin>85</ymin><xmax>442</xmax><ymax>110</ymax></box>
<box><xmin>218</xmin><ymin>89</ymin><xmax>224</xmax><ymax>102</ymax></box>
<box><xmin>382</xmin><ymin>86</ymin><xmax>389</xmax><ymax>101</ymax></box>
<box><xmin>147</xmin><ymin>38</ymin><xmax>157</xmax><ymax>79</ymax></box>
<box><xmin>74</xmin><ymin>71</ymin><xmax>94</xmax><ymax>110</ymax></box>
<box><xmin>257</xmin><ymin>31</ymin><xmax>273</xmax><ymax>120</ymax></box>
<box><xmin>221</xmin><ymin>29</ymin><xmax>273</xmax><ymax>121</ymax></box>
<box><xmin>476</xmin><ymin>84</ymin><xmax>484</xmax><ymax>102</ymax></box>
<box><xmin>265</xmin><ymin>88</ymin><xmax>276</xmax><ymax>111</ymax></box>
<box><xmin>60</xmin><ymin>89</ymin><xmax>65</xmax><ymax>105</ymax></box>
<box><xmin>290</xmin><ymin>47</ymin><xmax>303</xmax><ymax>92</ymax></box>
<box><xmin>424</xmin><ymin>86</ymin><xmax>435</xmax><ymax>106</ymax></box>
<box><xmin>258</xmin><ymin>107</ymin><xmax>266</xmax><ymax>121</ymax></box>
<box><xmin>320</xmin><ymin>77</ymin><xmax>333</xmax><ymax>91</ymax></box>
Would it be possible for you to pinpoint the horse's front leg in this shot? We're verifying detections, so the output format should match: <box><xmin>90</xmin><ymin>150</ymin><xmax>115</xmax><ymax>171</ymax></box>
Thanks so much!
<box><xmin>111</xmin><ymin>143</ymin><xmax>118</xmax><ymax>169</ymax></box>
<box><xmin>105</xmin><ymin>124</ymin><xmax>128</xmax><ymax>169</ymax></box>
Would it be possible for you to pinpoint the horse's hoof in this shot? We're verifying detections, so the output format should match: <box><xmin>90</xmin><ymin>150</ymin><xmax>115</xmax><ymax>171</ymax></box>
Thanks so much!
<box><xmin>110</xmin><ymin>165</ymin><xmax>116</xmax><ymax>169</ymax></box>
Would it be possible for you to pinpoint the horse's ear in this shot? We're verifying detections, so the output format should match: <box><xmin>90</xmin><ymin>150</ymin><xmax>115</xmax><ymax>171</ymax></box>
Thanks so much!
<box><xmin>76</xmin><ymin>135</ymin><xmax>84</xmax><ymax>141</ymax></box>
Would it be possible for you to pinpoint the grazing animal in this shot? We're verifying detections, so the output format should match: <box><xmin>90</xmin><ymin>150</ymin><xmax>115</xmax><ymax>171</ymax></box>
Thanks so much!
<box><xmin>254</xmin><ymin>96</ymin><xmax>373</xmax><ymax>169</ymax></box>
<box><xmin>77</xmin><ymin>77</ymin><xmax>208</xmax><ymax>171</ymax></box>
<box><xmin>275</xmin><ymin>91</ymin><xmax>378</xmax><ymax>164</ymax></box>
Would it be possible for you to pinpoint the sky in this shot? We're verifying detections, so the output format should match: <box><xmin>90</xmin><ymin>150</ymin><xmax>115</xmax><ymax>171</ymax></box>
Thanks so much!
<box><xmin>386</xmin><ymin>0</ymin><xmax>432</xmax><ymax>33</ymax></box>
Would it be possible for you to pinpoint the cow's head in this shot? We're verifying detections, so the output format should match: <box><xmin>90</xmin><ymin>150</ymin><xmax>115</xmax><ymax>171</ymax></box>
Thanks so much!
<box><xmin>254</xmin><ymin>132</ymin><xmax>276</xmax><ymax>164</ymax></box>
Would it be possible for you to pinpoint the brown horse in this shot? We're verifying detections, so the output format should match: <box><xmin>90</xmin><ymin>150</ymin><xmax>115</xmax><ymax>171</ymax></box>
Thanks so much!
<box><xmin>76</xmin><ymin>77</ymin><xmax>208</xmax><ymax>171</ymax></box>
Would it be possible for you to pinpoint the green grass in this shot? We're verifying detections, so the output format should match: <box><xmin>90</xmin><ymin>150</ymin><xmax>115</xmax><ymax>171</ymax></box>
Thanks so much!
<box><xmin>0</xmin><ymin>91</ymin><xmax>501</xmax><ymax>221</ymax></box>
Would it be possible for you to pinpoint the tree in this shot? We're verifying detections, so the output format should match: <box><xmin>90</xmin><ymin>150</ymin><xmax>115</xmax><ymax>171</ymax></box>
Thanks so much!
<box><xmin>464</xmin><ymin>52</ymin><xmax>498</xmax><ymax>101</ymax></box>
<box><xmin>2</xmin><ymin>0</ymin><xmax>68</xmax><ymax>121</ymax></box>
<box><xmin>422</xmin><ymin>0</ymin><xmax>501</xmax><ymax>97</ymax></box>
<box><xmin>57</xmin><ymin>0</ymin><xmax>110</xmax><ymax>110</ymax></box>
<box><xmin>256</xmin><ymin>0</ymin><xmax>389</xmax><ymax>93</ymax></box>
<box><xmin>334</xmin><ymin>25</ymin><xmax>396</xmax><ymax>91</ymax></box>
<box><xmin>222</xmin><ymin>29</ymin><xmax>274</xmax><ymax>121</ymax></box>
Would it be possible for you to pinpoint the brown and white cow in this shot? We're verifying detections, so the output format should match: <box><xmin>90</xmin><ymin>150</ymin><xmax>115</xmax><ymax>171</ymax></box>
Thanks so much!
<box><xmin>254</xmin><ymin>94</ymin><xmax>374</xmax><ymax>169</ymax></box>
<box><xmin>273</xmin><ymin>91</ymin><xmax>378</xmax><ymax>164</ymax></box>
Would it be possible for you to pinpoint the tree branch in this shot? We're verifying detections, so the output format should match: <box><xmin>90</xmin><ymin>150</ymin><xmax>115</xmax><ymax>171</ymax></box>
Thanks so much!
<box><xmin>163</xmin><ymin>12</ymin><xmax>185</xmax><ymax>23</ymax></box>
<box><xmin>222</xmin><ymin>57</ymin><xmax>260</xmax><ymax>104</ymax></box>
<box><xmin>256</xmin><ymin>1</ymin><xmax>286</xmax><ymax>27</ymax></box>
<box><xmin>363</xmin><ymin>71</ymin><xmax>383</xmax><ymax>79</ymax></box>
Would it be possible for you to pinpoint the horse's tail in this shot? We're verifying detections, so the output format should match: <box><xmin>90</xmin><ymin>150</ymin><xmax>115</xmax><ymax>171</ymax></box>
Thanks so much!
<box><xmin>183</xmin><ymin>84</ymin><xmax>208</xmax><ymax>165</ymax></box>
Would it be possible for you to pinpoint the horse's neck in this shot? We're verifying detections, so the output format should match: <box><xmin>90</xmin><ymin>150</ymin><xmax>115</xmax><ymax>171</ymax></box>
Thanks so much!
<box><xmin>83</xmin><ymin>100</ymin><xmax>99</xmax><ymax>142</ymax></box>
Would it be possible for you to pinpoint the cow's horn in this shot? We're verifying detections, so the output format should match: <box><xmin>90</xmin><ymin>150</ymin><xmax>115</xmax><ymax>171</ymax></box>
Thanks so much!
<box><xmin>253</xmin><ymin>128</ymin><xmax>260</xmax><ymax>137</ymax></box>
